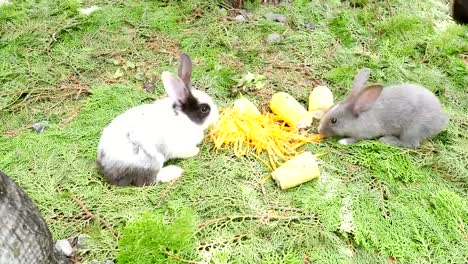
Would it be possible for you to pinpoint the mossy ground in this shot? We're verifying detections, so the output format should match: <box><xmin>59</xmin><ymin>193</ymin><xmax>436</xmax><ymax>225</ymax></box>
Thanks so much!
<box><xmin>0</xmin><ymin>0</ymin><xmax>467</xmax><ymax>263</ymax></box>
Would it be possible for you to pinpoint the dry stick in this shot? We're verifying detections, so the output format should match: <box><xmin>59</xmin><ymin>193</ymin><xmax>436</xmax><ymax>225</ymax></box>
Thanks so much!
<box><xmin>386</xmin><ymin>0</ymin><xmax>395</xmax><ymax>16</ymax></box>
<box><xmin>197</xmin><ymin>233</ymin><xmax>249</xmax><ymax>251</ymax></box>
<box><xmin>326</xmin><ymin>40</ymin><xmax>339</xmax><ymax>59</ymax></box>
<box><xmin>70</xmin><ymin>195</ymin><xmax>120</xmax><ymax>240</ymax></box>
<box><xmin>46</xmin><ymin>21</ymin><xmax>82</xmax><ymax>53</ymax></box>
<box><xmin>271</xmin><ymin>64</ymin><xmax>312</xmax><ymax>77</ymax></box>
<box><xmin>0</xmin><ymin>86</ymin><xmax>90</xmax><ymax>102</ymax></box>
<box><xmin>372</xmin><ymin>179</ymin><xmax>389</xmax><ymax>219</ymax></box>
<box><xmin>161</xmin><ymin>247</ymin><xmax>200</xmax><ymax>264</ymax></box>
<box><xmin>156</xmin><ymin>179</ymin><xmax>178</xmax><ymax>207</ymax></box>
<box><xmin>269</xmin><ymin>206</ymin><xmax>305</xmax><ymax>213</ymax></box>
<box><xmin>198</xmin><ymin>214</ymin><xmax>317</xmax><ymax>230</ymax></box>
<box><xmin>0</xmin><ymin>86</ymin><xmax>90</xmax><ymax>112</ymax></box>
<box><xmin>48</xmin><ymin>213</ymin><xmax>87</xmax><ymax>221</ymax></box>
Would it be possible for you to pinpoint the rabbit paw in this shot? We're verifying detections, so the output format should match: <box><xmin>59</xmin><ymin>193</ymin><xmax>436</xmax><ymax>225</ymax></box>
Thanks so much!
<box><xmin>379</xmin><ymin>136</ymin><xmax>403</xmax><ymax>147</ymax></box>
<box><xmin>177</xmin><ymin>147</ymin><xmax>200</xmax><ymax>158</ymax></box>
<box><xmin>157</xmin><ymin>165</ymin><xmax>183</xmax><ymax>183</ymax></box>
<box><xmin>338</xmin><ymin>138</ymin><xmax>357</xmax><ymax>145</ymax></box>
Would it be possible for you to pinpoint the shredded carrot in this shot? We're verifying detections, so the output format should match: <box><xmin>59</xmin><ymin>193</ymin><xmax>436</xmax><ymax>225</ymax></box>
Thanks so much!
<box><xmin>210</xmin><ymin>101</ymin><xmax>323</xmax><ymax>169</ymax></box>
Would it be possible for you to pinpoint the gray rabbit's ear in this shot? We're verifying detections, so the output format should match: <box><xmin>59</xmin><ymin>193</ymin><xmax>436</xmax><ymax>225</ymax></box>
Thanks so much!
<box><xmin>177</xmin><ymin>53</ymin><xmax>192</xmax><ymax>89</ymax></box>
<box><xmin>350</xmin><ymin>68</ymin><xmax>371</xmax><ymax>98</ymax></box>
<box><xmin>349</xmin><ymin>84</ymin><xmax>383</xmax><ymax>116</ymax></box>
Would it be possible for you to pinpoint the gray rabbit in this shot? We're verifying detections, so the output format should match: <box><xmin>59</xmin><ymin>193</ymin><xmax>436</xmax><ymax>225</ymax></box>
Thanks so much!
<box><xmin>318</xmin><ymin>68</ymin><xmax>449</xmax><ymax>148</ymax></box>
<box><xmin>0</xmin><ymin>171</ymin><xmax>68</xmax><ymax>264</ymax></box>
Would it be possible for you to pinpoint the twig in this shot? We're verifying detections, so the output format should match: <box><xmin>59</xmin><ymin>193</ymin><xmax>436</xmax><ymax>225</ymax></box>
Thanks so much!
<box><xmin>198</xmin><ymin>214</ymin><xmax>317</xmax><ymax>229</ymax></box>
<box><xmin>46</xmin><ymin>21</ymin><xmax>82</xmax><ymax>53</ymax></box>
<box><xmin>269</xmin><ymin>206</ymin><xmax>305</xmax><ymax>213</ymax></box>
<box><xmin>370</xmin><ymin>179</ymin><xmax>389</xmax><ymax>219</ymax></box>
<box><xmin>326</xmin><ymin>39</ymin><xmax>339</xmax><ymax>59</ymax></box>
<box><xmin>156</xmin><ymin>179</ymin><xmax>179</xmax><ymax>207</ymax></box>
<box><xmin>3</xmin><ymin>125</ymin><xmax>31</xmax><ymax>137</ymax></box>
<box><xmin>48</xmin><ymin>213</ymin><xmax>87</xmax><ymax>221</ymax></box>
<box><xmin>271</xmin><ymin>63</ymin><xmax>313</xmax><ymax>77</ymax></box>
<box><xmin>70</xmin><ymin>195</ymin><xmax>120</xmax><ymax>239</ymax></box>
<box><xmin>386</xmin><ymin>0</ymin><xmax>394</xmax><ymax>16</ymax></box>
<box><xmin>0</xmin><ymin>86</ymin><xmax>90</xmax><ymax>112</ymax></box>
<box><xmin>197</xmin><ymin>233</ymin><xmax>249</xmax><ymax>251</ymax></box>
<box><xmin>161</xmin><ymin>247</ymin><xmax>200</xmax><ymax>264</ymax></box>
<box><xmin>59</xmin><ymin>107</ymin><xmax>81</xmax><ymax>127</ymax></box>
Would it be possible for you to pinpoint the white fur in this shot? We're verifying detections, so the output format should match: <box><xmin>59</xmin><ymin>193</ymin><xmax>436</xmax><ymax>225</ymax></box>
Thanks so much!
<box><xmin>338</xmin><ymin>138</ymin><xmax>357</xmax><ymax>145</ymax></box>
<box><xmin>157</xmin><ymin>165</ymin><xmax>184</xmax><ymax>182</ymax></box>
<box><xmin>97</xmin><ymin>91</ymin><xmax>218</xmax><ymax>184</ymax></box>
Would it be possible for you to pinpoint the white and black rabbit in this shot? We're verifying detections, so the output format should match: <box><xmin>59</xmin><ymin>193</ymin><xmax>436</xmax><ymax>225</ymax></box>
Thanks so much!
<box><xmin>0</xmin><ymin>171</ymin><xmax>68</xmax><ymax>264</ymax></box>
<box><xmin>97</xmin><ymin>54</ymin><xmax>219</xmax><ymax>186</ymax></box>
<box><xmin>318</xmin><ymin>68</ymin><xmax>449</xmax><ymax>148</ymax></box>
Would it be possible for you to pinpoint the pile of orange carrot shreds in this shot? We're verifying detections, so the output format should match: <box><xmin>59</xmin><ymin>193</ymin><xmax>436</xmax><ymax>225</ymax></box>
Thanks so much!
<box><xmin>210</xmin><ymin>106</ymin><xmax>324</xmax><ymax>170</ymax></box>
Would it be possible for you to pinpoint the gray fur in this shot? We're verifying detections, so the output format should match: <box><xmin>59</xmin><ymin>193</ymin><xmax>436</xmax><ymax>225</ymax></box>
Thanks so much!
<box><xmin>318</xmin><ymin>69</ymin><xmax>449</xmax><ymax>148</ymax></box>
<box><xmin>96</xmin><ymin>152</ymin><xmax>162</xmax><ymax>187</ymax></box>
<box><xmin>0</xmin><ymin>171</ymin><xmax>68</xmax><ymax>264</ymax></box>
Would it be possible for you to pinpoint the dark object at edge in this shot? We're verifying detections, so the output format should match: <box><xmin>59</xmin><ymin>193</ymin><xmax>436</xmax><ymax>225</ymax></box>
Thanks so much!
<box><xmin>0</xmin><ymin>171</ymin><xmax>67</xmax><ymax>264</ymax></box>
<box><xmin>452</xmin><ymin>0</ymin><xmax>468</xmax><ymax>24</ymax></box>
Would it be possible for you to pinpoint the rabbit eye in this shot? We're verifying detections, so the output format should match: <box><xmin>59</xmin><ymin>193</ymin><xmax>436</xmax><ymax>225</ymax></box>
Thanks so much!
<box><xmin>200</xmin><ymin>104</ymin><xmax>210</xmax><ymax>114</ymax></box>
<box><xmin>331</xmin><ymin>118</ymin><xmax>337</xmax><ymax>124</ymax></box>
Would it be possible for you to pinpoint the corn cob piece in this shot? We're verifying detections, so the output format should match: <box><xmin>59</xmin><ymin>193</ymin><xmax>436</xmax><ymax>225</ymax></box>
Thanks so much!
<box><xmin>270</xmin><ymin>92</ymin><xmax>312</xmax><ymax>129</ymax></box>
<box><xmin>233</xmin><ymin>97</ymin><xmax>262</xmax><ymax>117</ymax></box>
<box><xmin>308</xmin><ymin>86</ymin><xmax>334</xmax><ymax>119</ymax></box>
<box><xmin>271</xmin><ymin>151</ymin><xmax>320</xmax><ymax>189</ymax></box>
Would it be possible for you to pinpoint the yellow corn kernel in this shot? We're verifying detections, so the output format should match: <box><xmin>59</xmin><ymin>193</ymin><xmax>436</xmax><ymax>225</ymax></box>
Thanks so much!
<box><xmin>233</xmin><ymin>97</ymin><xmax>262</xmax><ymax>117</ymax></box>
<box><xmin>308</xmin><ymin>86</ymin><xmax>334</xmax><ymax>119</ymax></box>
<box><xmin>270</xmin><ymin>92</ymin><xmax>312</xmax><ymax>129</ymax></box>
<box><xmin>271</xmin><ymin>151</ymin><xmax>320</xmax><ymax>189</ymax></box>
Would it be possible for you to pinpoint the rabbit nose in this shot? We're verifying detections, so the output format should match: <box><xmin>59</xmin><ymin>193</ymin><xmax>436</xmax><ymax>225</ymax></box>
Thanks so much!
<box><xmin>318</xmin><ymin>124</ymin><xmax>324</xmax><ymax>134</ymax></box>
<box><xmin>317</xmin><ymin>124</ymin><xmax>328</xmax><ymax>137</ymax></box>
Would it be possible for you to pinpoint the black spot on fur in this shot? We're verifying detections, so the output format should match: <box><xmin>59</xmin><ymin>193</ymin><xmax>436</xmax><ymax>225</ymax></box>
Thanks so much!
<box><xmin>179</xmin><ymin>93</ymin><xmax>210</xmax><ymax>125</ymax></box>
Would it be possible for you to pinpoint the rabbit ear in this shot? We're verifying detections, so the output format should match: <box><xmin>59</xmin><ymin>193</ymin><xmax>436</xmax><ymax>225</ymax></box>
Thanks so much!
<box><xmin>350</xmin><ymin>68</ymin><xmax>371</xmax><ymax>98</ymax></box>
<box><xmin>161</xmin><ymin>71</ymin><xmax>190</xmax><ymax>105</ymax></box>
<box><xmin>350</xmin><ymin>84</ymin><xmax>383</xmax><ymax>116</ymax></box>
<box><xmin>177</xmin><ymin>53</ymin><xmax>192</xmax><ymax>89</ymax></box>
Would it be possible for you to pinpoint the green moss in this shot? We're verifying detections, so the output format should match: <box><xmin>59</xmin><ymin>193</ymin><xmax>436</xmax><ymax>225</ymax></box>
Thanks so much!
<box><xmin>117</xmin><ymin>209</ymin><xmax>197</xmax><ymax>264</ymax></box>
<box><xmin>329</xmin><ymin>12</ymin><xmax>354</xmax><ymax>47</ymax></box>
<box><xmin>341</xmin><ymin>142</ymin><xmax>425</xmax><ymax>183</ymax></box>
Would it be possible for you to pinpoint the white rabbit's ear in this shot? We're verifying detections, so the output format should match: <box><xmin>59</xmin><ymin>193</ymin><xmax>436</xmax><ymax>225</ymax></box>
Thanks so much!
<box><xmin>350</xmin><ymin>84</ymin><xmax>383</xmax><ymax>116</ymax></box>
<box><xmin>178</xmin><ymin>53</ymin><xmax>192</xmax><ymax>89</ymax></box>
<box><xmin>161</xmin><ymin>71</ymin><xmax>190</xmax><ymax>105</ymax></box>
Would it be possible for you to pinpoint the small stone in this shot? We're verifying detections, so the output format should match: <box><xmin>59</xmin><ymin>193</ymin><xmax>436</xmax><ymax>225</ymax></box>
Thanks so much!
<box><xmin>32</xmin><ymin>121</ymin><xmax>49</xmax><ymax>133</ymax></box>
<box><xmin>77</xmin><ymin>234</ymin><xmax>91</xmax><ymax>250</ymax></box>
<box><xmin>218</xmin><ymin>8</ymin><xmax>227</xmax><ymax>16</ymax></box>
<box><xmin>143</xmin><ymin>80</ymin><xmax>155</xmax><ymax>92</ymax></box>
<box><xmin>234</xmin><ymin>15</ymin><xmax>245</xmax><ymax>22</ymax></box>
<box><xmin>55</xmin><ymin>239</ymin><xmax>73</xmax><ymax>257</ymax></box>
<box><xmin>264</xmin><ymin>12</ymin><xmax>287</xmax><ymax>23</ymax></box>
<box><xmin>267</xmin><ymin>33</ymin><xmax>282</xmax><ymax>44</ymax></box>
<box><xmin>104</xmin><ymin>260</ymin><xmax>115</xmax><ymax>264</ymax></box>
<box><xmin>305</xmin><ymin>22</ymin><xmax>316</xmax><ymax>30</ymax></box>
<box><xmin>240</xmin><ymin>9</ymin><xmax>253</xmax><ymax>18</ymax></box>
<box><xmin>134</xmin><ymin>72</ymin><xmax>145</xmax><ymax>81</ymax></box>
<box><xmin>78</xmin><ymin>6</ymin><xmax>100</xmax><ymax>16</ymax></box>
